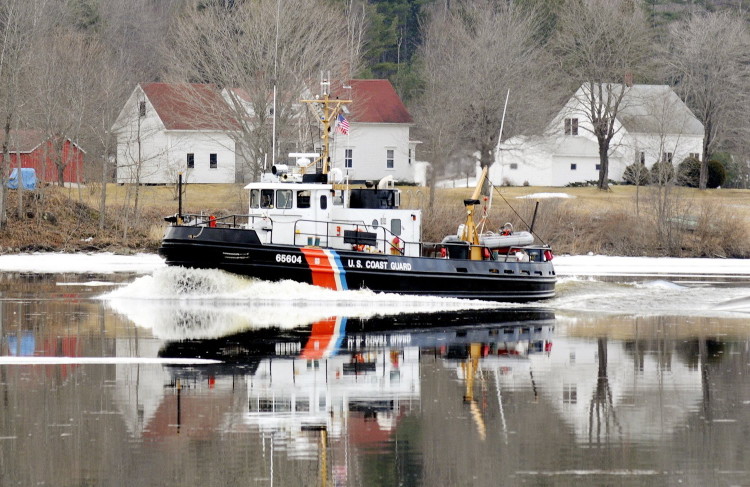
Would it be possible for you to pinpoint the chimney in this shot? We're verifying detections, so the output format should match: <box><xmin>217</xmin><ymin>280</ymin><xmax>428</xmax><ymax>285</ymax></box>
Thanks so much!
<box><xmin>624</xmin><ymin>72</ymin><xmax>634</xmax><ymax>87</ymax></box>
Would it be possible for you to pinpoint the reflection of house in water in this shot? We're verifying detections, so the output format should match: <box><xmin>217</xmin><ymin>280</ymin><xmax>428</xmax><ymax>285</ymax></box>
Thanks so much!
<box><xmin>113</xmin><ymin>338</ymin><xmax>240</xmax><ymax>439</ymax></box>
<box><xmin>527</xmin><ymin>334</ymin><xmax>703</xmax><ymax>443</ymax></box>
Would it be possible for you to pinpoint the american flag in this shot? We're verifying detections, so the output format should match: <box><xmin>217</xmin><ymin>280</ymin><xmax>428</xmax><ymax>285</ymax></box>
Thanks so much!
<box><xmin>335</xmin><ymin>113</ymin><xmax>349</xmax><ymax>135</ymax></box>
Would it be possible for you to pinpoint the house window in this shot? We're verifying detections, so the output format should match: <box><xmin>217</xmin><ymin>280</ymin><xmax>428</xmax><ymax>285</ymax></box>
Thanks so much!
<box><xmin>564</xmin><ymin>118</ymin><xmax>579</xmax><ymax>136</ymax></box>
<box><xmin>595</xmin><ymin>164</ymin><xmax>601</xmax><ymax>171</ymax></box>
<box><xmin>689</xmin><ymin>152</ymin><xmax>700</xmax><ymax>160</ymax></box>
<box><xmin>139</xmin><ymin>101</ymin><xmax>146</xmax><ymax>118</ymax></box>
<box><xmin>510</xmin><ymin>163</ymin><xmax>518</xmax><ymax>170</ymax></box>
<box><xmin>186</xmin><ymin>153</ymin><xmax>194</xmax><ymax>169</ymax></box>
<box><xmin>408</xmin><ymin>148</ymin><xmax>412</xmax><ymax>165</ymax></box>
<box><xmin>570</xmin><ymin>163</ymin><xmax>577</xmax><ymax>170</ymax></box>
<box><xmin>639</xmin><ymin>151</ymin><xmax>646</xmax><ymax>164</ymax></box>
<box><xmin>210</xmin><ymin>153</ymin><xmax>217</xmax><ymax>168</ymax></box>
<box><xmin>386</xmin><ymin>149</ymin><xmax>394</xmax><ymax>169</ymax></box>
<box><xmin>345</xmin><ymin>149</ymin><xmax>353</xmax><ymax>168</ymax></box>
<box><xmin>563</xmin><ymin>384</ymin><xmax>577</xmax><ymax>404</ymax></box>
<box><xmin>662</xmin><ymin>152</ymin><xmax>673</xmax><ymax>163</ymax></box>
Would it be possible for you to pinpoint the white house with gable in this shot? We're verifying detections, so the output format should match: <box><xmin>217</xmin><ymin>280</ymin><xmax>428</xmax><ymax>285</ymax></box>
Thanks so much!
<box><xmin>330</xmin><ymin>79</ymin><xmax>418</xmax><ymax>183</ymax></box>
<box><xmin>113</xmin><ymin>83</ymin><xmax>240</xmax><ymax>184</ymax></box>
<box><xmin>114</xmin><ymin>80</ymin><xmax>419</xmax><ymax>185</ymax></box>
<box><xmin>490</xmin><ymin>84</ymin><xmax>704</xmax><ymax>187</ymax></box>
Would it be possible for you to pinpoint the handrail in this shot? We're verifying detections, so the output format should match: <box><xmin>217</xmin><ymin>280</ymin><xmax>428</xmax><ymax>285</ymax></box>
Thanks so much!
<box><xmin>291</xmin><ymin>218</ymin><xmax>410</xmax><ymax>255</ymax></box>
<box><xmin>172</xmin><ymin>213</ymin><xmax>548</xmax><ymax>262</ymax></box>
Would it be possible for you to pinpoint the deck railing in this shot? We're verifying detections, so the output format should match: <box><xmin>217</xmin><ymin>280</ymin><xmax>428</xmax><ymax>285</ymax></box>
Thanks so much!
<box><xmin>174</xmin><ymin>213</ymin><xmax>548</xmax><ymax>262</ymax></box>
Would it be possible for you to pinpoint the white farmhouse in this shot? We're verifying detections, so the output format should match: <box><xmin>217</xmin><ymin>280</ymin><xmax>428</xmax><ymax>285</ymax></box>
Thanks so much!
<box><xmin>330</xmin><ymin>79</ymin><xmax>418</xmax><ymax>183</ymax></box>
<box><xmin>114</xmin><ymin>80</ymin><xmax>418</xmax><ymax>185</ymax></box>
<box><xmin>113</xmin><ymin>83</ymin><xmax>239</xmax><ymax>184</ymax></box>
<box><xmin>490</xmin><ymin>84</ymin><xmax>704</xmax><ymax>187</ymax></box>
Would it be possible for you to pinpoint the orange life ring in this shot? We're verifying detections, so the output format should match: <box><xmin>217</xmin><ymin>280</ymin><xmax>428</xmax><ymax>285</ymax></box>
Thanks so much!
<box><xmin>389</xmin><ymin>236</ymin><xmax>404</xmax><ymax>255</ymax></box>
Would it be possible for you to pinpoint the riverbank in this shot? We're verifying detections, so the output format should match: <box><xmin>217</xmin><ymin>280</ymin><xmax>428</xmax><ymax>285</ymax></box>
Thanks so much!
<box><xmin>0</xmin><ymin>184</ymin><xmax>748</xmax><ymax>257</ymax></box>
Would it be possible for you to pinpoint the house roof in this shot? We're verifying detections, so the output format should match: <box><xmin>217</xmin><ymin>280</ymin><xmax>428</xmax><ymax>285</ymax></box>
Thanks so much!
<box><xmin>139</xmin><ymin>79</ymin><xmax>412</xmax><ymax>131</ymax></box>
<box><xmin>335</xmin><ymin>79</ymin><xmax>412</xmax><ymax>124</ymax></box>
<box><xmin>6</xmin><ymin>130</ymin><xmax>85</xmax><ymax>153</ymax></box>
<box><xmin>616</xmin><ymin>84</ymin><xmax>704</xmax><ymax>136</ymax></box>
<box><xmin>141</xmin><ymin>82</ymin><xmax>237</xmax><ymax>131</ymax></box>
<box><xmin>8</xmin><ymin>130</ymin><xmax>45</xmax><ymax>152</ymax></box>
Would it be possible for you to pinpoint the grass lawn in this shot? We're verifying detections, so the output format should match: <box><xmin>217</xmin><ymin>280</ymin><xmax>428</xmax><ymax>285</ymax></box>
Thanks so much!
<box><xmin>428</xmin><ymin>185</ymin><xmax>750</xmax><ymax>219</ymax></box>
<box><xmin>81</xmin><ymin>183</ymin><xmax>750</xmax><ymax>220</ymax></box>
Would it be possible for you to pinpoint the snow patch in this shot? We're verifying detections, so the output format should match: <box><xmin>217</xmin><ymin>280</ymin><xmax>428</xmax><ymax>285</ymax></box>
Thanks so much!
<box><xmin>516</xmin><ymin>193</ymin><xmax>575</xmax><ymax>199</ymax></box>
<box><xmin>0</xmin><ymin>252</ymin><xmax>164</xmax><ymax>274</ymax></box>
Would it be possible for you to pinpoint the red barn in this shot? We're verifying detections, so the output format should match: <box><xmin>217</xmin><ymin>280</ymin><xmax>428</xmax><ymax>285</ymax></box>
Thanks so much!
<box><xmin>2</xmin><ymin>130</ymin><xmax>85</xmax><ymax>184</ymax></box>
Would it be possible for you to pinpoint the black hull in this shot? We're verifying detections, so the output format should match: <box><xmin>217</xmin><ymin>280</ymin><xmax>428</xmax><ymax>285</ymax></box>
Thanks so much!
<box><xmin>158</xmin><ymin>226</ymin><xmax>556</xmax><ymax>302</ymax></box>
<box><xmin>158</xmin><ymin>308</ymin><xmax>556</xmax><ymax>376</ymax></box>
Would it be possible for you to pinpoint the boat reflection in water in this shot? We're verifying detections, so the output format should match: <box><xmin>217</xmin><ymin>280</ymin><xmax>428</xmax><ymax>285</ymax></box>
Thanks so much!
<box><xmin>155</xmin><ymin>308</ymin><xmax>554</xmax><ymax>458</ymax></box>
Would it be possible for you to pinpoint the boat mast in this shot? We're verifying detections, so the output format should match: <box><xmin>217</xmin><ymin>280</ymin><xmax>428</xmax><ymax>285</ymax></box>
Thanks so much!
<box><xmin>460</xmin><ymin>166</ymin><xmax>488</xmax><ymax>260</ymax></box>
<box><xmin>301</xmin><ymin>75</ymin><xmax>351</xmax><ymax>175</ymax></box>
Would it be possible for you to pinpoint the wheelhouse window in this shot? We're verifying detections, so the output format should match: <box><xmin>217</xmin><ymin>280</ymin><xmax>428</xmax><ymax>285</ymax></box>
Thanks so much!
<box><xmin>276</xmin><ymin>189</ymin><xmax>292</xmax><ymax>209</ymax></box>
<box><xmin>186</xmin><ymin>153</ymin><xmax>194</xmax><ymax>169</ymax></box>
<box><xmin>320</xmin><ymin>194</ymin><xmax>327</xmax><ymax>210</ymax></box>
<box><xmin>564</xmin><ymin>118</ymin><xmax>578</xmax><ymax>136</ymax></box>
<box><xmin>209</xmin><ymin>153</ymin><xmax>217</xmax><ymax>168</ymax></box>
<box><xmin>261</xmin><ymin>189</ymin><xmax>274</xmax><ymax>208</ymax></box>
<box><xmin>345</xmin><ymin>149</ymin><xmax>353</xmax><ymax>168</ymax></box>
<box><xmin>386</xmin><ymin>149</ymin><xmax>394</xmax><ymax>169</ymax></box>
<box><xmin>390</xmin><ymin>218</ymin><xmax>401</xmax><ymax>236</ymax></box>
<box><xmin>297</xmin><ymin>190</ymin><xmax>311</xmax><ymax>209</ymax></box>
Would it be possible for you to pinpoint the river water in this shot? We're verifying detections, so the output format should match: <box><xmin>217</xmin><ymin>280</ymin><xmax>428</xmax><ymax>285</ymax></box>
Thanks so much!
<box><xmin>1</xmin><ymin>255</ymin><xmax>750</xmax><ymax>486</ymax></box>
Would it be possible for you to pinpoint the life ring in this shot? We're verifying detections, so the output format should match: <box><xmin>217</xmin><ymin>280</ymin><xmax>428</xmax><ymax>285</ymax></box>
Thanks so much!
<box><xmin>353</xmin><ymin>228</ymin><xmax>366</xmax><ymax>251</ymax></box>
<box><xmin>389</xmin><ymin>236</ymin><xmax>404</xmax><ymax>255</ymax></box>
<box><xmin>208</xmin><ymin>215</ymin><xmax>217</xmax><ymax>228</ymax></box>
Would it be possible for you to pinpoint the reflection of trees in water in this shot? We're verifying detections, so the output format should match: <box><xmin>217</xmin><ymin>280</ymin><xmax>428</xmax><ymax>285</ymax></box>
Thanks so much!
<box><xmin>588</xmin><ymin>337</ymin><xmax>622</xmax><ymax>444</ymax></box>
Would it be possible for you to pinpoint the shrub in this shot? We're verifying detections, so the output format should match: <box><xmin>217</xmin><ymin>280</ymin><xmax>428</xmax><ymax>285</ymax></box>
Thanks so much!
<box><xmin>707</xmin><ymin>160</ymin><xmax>726</xmax><ymax>188</ymax></box>
<box><xmin>677</xmin><ymin>157</ymin><xmax>701</xmax><ymax>187</ymax></box>
<box><xmin>650</xmin><ymin>161</ymin><xmax>675</xmax><ymax>185</ymax></box>
<box><xmin>677</xmin><ymin>157</ymin><xmax>726</xmax><ymax>188</ymax></box>
<box><xmin>623</xmin><ymin>162</ymin><xmax>650</xmax><ymax>185</ymax></box>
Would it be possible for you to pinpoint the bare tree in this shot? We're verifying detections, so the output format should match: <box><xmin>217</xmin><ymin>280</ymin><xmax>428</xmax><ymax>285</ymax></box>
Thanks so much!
<box><xmin>82</xmin><ymin>47</ymin><xmax>135</xmax><ymax>231</ymax></box>
<box><xmin>665</xmin><ymin>11</ymin><xmax>750</xmax><ymax>189</ymax></box>
<box><xmin>412</xmin><ymin>6</ymin><xmax>462</xmax><ymax>206</ymax></box>
<box><xmin>552</xmin><ymin>0</ymin><xmax>653</xmax><ymax>190</ymax></box>
<box><xmin>417</xmin><ymin>0</ymin><xmax>554</xmax><ymax>181</ymax></box>
<box><xmin>27</xmin><ymin>28</ymin><xmax>93</xmax><ymax>187</ymax></box>
<box><xmin>0</xmin><ymin>0</ymin><xmax>45</xmax><ymax>227</ymax></box>
<box><xmin>166</xmin><ymin>0</ymin><xmax>363</xmax><ymax>182</ymax></box>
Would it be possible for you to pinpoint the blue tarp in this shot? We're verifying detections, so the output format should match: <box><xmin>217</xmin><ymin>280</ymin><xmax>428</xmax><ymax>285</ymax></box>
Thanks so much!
<box><xmin>7</xmin><ymin>168</ymin><xmax>37</xmax><ymax>190</ymax></box>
